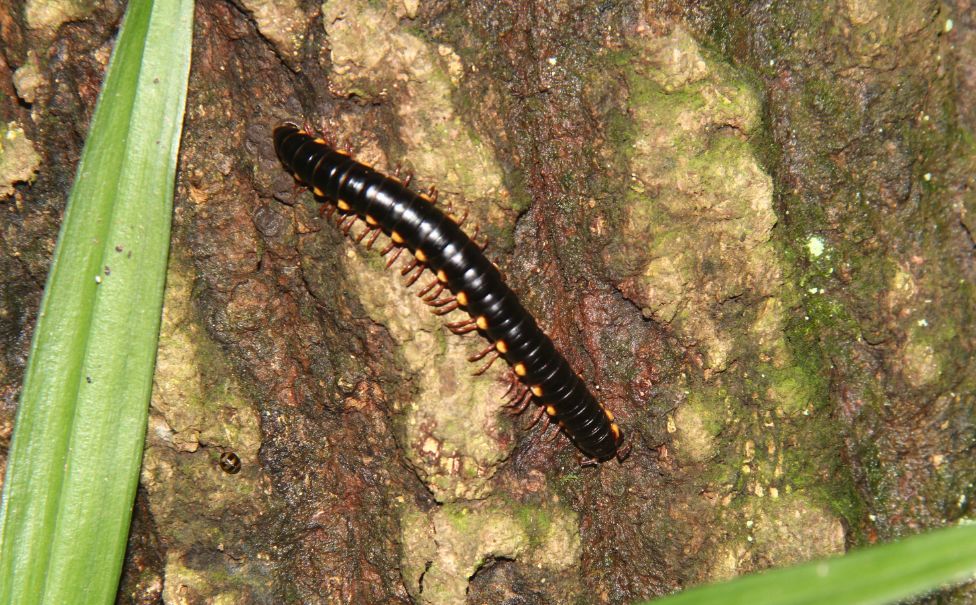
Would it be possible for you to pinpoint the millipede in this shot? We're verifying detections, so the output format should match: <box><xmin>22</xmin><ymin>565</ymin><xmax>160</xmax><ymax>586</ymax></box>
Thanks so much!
<box><xmin>273</xmin><ymin>122</ymin><xmax>625</xmax><ymax>463</ymax></box>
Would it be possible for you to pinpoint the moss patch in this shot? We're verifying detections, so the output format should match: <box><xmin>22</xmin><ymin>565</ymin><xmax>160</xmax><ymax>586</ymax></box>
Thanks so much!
<box><xmin>600</xmin><ymin>26</ymin><xmax>777</xmax><ymax>372</ymax></box>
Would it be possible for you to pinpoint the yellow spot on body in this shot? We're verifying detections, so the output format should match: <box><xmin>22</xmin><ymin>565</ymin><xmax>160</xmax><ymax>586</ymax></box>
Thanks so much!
<box><xmin>531</xmin><ymin>385</ymin><xmax>543</xmax><ymax>397</ymax></box>
<box><xmin>604</xmin><ymin>409</ymin><xmax>615</xmax><ymax>421</ymax></box>
<box><xmin>457</xmin><ymin>291</ymin><xmax>468</xmax><ymax>306</ymax></box>
<box><xmin>337</xmin><ymin>199</ymin><xmax>351</xmax><ymax>211</ymax></box>
<box><xmin>611</xmin><ymin>423</ymin><xmax>621</xmax><ymax>441</ymax></box>
<box><xmin>437</xmin><ymin>269</ymin><xmax>448</xmax><ymax>283</ymax></box>
<box><xmin>314</xmin><ymin>137</ymin><xmax>326</xmax><ymax>144</ymax></box>
<box><xmin>514</xmin><ymin>362</ymin><xmax>526</xmax><ymax>376</ymax></box>
<box><xmin>476</xmin><ymin>316</ymin><xmax>488</xmax><ymax>330</ymax></box>
<box><xmin>366</xmin><ymin>215</ymin><xmax>378</xmax><ymax>226</ymax></box>
<box><xmin>420</xmin><ymin>194</ymin><xmax>433</xmax><ymax>203</ymax></box>
<box><xmin>495</xmin><ymin>340</ymin><xmax>507</xmax><ymax>353</ymax></box>
<box><xmin>415</xmin><ymin>249</ymin><xmax>427</xmax><ymax>262</ymax></box>
<box><xmin>392</xmin><ymin>231</ymin><xmax>405</xmax><ymax>244</ymax></box>
<box><xmin>313</xmin><ymin>186</ymin><xmax>325</xmax><ymax>197</ymax></box>
<box><xmin>546</xmin><ymin>405</ymin><xmax>557</xmax><ymax>416</ymax></box>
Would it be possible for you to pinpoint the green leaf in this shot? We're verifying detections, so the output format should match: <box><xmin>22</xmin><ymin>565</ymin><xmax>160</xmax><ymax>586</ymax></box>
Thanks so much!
<box><xmin>0</xmin><ymin>0</ymin><xmax>193</xmax><ymax>602</ymax></box>
<box><xmin>642</xmin><ymin>523</ymin><xmax>976</xmax><ymax>605</ymax></box>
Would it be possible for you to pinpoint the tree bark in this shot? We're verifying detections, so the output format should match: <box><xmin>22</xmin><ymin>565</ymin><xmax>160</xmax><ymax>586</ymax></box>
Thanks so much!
<box><xmin>1</xmin><ymin>0</ymin><xmax>974</xmax><ymax>603</ymax></box>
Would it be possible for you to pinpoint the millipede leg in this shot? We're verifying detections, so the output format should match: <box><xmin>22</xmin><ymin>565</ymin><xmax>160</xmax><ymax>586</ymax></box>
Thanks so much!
<box><xmin>503</xmin><ymin>380</ymin><xmax>528</xmax><ymax>404</ymax></box>
<box><xmin>545</xmin><ymin>424</ymin><xmax>563</xmax><ymax>442</ymax></box>
<box><xmin>385</xmin><ymin>247</ymin><xmax>404</xmax><ymax>268</ymax></box>
<box><xmin>445</xmin><ymin>318</ymin><xmax>475</xmax><ymax>329</ymax></box>
<box><xmin>404</xmin><ymin>264</ymin><xmax>425</xmax><ymax>287</ymax></box>
<box><xmin>505</xmin><ymin>389</ymin><xmax>533</xmax><ymax>415</ymax></box>
<box><xmin>417</xmin><ymin>278</ymin><xmax>439</xmax><ymax>298</ymax></box>
<box><xmin>537</xmin><ymin>416</ymin><xmax>556</xmax><ymax>441</ymax></box>
<box><xmin>427</xmin><ymin>295</ymin><xmax>456</xmax><ymax>308</ymax></box>
<box><xmin>445</xmin><ymin>318</ymin><xmax>478</xmax><ymax>335</ymax></box>
<box><xmin>431</xmin><ymin>302</ymin><xmax>459</xmax><ymax>315</ymax></box>
<box><xmin>467</xmin><ymin>343</ymin><xmax>496</xmax><ymax>362</ymax></box>
<box><xmin>355</xmin><ymin>225</ymin><xmax>377</xmax><ymax>243</ymax></box>
<box><xmin>501</xmin><ymin>377</ymin><xmax>519</xmax><ymax>401</ymax></box>
<box><xmin>526</xmin><ymin>405</ymin><xmax>547</xmax><ymax>430</ymax></box>
<box><xmin>427</xmin><ymin>186</ymin><xmax>438</xmax><ymax>204</ymax></box>
<box><xmin>615</xmin><ymin>441</ymin><xmax>632</xmax><ymax>463</ymax></box>
<box><xmin>473</xmin><ymin>351</ymin><xmax>500</xmax><ymax>375</ymax></box>
<box><xmin>455</xmin><ymin>209</ymin><xmax>469</xmax><ymax>227</ymax></box>
<box><xmin>319</xmin><ymin>203</ymin><xmax>337</xmax><ymax>220</ymax></box>
<box><xmin>403</xmin><ymin>173</ymin><xmax>413</xmax><ymax>187</ymax></box>
<box><xmin>365</xmin><ymin>228</ymin><xmax>383</xmax><ymax>250</ymax></box>
<box><xmin>342</xmin><ymin>216</ymin><xmax>359</xmax><ymax>235</ymax></box>
<box><xmin>423</xmin><ymin>284</ymin><xmax>446</xmax><ymax>302</ymax></box>
<box><xmin>400</xmin><ymin>259</ymin><xmax>419</xmax><ymax>276</ymax></box>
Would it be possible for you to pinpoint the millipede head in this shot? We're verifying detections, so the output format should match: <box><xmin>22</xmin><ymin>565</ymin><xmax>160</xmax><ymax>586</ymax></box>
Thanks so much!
<box><xmin>273</xmin><ymin>121</ymin><xmax>301</xmax><ymax>144</ymax></box>
<box><xmin>273</xmin><ymin>122</ymin><xmax>304</xmax><ymax>169</ymax></box>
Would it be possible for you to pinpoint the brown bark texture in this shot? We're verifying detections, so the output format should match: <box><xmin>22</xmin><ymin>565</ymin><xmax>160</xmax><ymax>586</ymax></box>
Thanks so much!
<box><xmin>1</xmin><ymin>0</ymin><xmax>975</xmax><ymax>604</ymax></box>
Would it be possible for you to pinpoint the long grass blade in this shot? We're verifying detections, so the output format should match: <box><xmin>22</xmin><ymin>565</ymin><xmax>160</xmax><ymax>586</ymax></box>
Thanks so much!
<box><xmin>0</xmin><ymin>0</ymin><xmax>194</xmax><ymax>602</ymax></box>
<box><xmin>643</xmin><ymin>523</ymin><xmax>976</xmax><ymax>605</ymax></box>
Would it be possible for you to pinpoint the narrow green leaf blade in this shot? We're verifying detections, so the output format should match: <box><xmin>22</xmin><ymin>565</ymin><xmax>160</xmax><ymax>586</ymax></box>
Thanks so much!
<box><xmin>0</xmin><ymin>0</ymin><xmax>194</xmax><ymax>602</ymax></box>
<box><xmin>643</xmin><ymin>523</ymin><xmax>976</xmax><ymax>605</ymax></box>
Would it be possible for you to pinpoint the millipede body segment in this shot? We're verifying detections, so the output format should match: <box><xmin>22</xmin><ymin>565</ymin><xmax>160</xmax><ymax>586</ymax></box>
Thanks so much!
<box><xmin>273</xmin><ymin>122</ymin><xmax>623</xmax><ymax>462</ymax></box>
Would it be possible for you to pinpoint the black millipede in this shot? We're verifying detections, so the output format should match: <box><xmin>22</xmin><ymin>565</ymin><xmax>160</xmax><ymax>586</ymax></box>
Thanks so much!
<box><xmin>273</xmin><ymin>122</ymin><xmax>625</xmax><ymax>462</ymax></box>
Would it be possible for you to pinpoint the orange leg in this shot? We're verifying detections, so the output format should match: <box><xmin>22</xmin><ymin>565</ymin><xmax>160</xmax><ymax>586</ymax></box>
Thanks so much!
<box><xmin>365</xmin><ymin>228</ymin><xmax>383</xmax><ymax>250</ymax></box>
<box><xmin>431</xmin><ymin>301</ymin><xmax>459</xmax><ymax>315</ymax></box>
<box><xmin>404</xmin><ymin>264</ymin><xmax>425</xmax><ymax>287</ymax></box>
<box><xmin>445</xmin><ymin>319</ymin><xmax>478</xmax><ymax>335</ymax></box>
<box><xmin>427</xmin><ymin>295</ymin><xmax>456</xmax><ymax>308</ymax></box>
<box><xmin>467</xmin><ymin>343</ymin><xmax>496</xmax><ymax>362</ymax></box>
<box><xmin>526</xmin><ymin>405</ymin><xmax>547</xmax><ymax>430</ymax></box>
<box><xmin>417</xmin><ymin>278</ymin><xmax>440</xmax><ymax>298</ymax></box>
<box><xmin>400</xmin><ymin>259</ymin><xmax>419</xmax><ymax>276</ymax></box>
<box><xmin>355</xmin><ymin>225</ymin><xmax>378</xmax><ymax>244</ymax></box>
<box><xmin>472</xmin><ymin>351</ymin><xmax>500</xmax><ymax>375</ymax></box>
<box><xmin>422</xmin><ymin>284</ymin><xmax>446</xmax><ymax>303</ymax></box>
<box><xmin>385</xmin><ymin>247</ymin><xmax>404</xmax><ymax>268</ymax></box>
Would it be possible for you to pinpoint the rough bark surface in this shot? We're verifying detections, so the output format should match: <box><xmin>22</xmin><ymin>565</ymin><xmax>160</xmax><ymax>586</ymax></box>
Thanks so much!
<box><xmin>1</xmin><ymin>0</ymin><xmax>974</xmax><ymax>604</ymax></box>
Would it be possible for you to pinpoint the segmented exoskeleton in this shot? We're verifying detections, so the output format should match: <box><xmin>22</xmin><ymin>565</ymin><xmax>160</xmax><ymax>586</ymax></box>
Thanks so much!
<box><xmin>273</xmin><ymin>123</ymin><xmax>624</xmax><ymax>462</ymax></box>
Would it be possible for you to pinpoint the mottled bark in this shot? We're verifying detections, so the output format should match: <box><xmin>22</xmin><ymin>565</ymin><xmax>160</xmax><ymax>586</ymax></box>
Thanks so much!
<box><xmin>1</xmin><ymin>0</ymin><xmax>974</xmax><ymax>604</ymax></box>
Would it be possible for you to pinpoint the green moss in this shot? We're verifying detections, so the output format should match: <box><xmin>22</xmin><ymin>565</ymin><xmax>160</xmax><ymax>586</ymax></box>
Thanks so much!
<box><xmin>513</xmin><ymin>504</ymin><xmax>554</xmax><ymax>549</ymax></box>
<box><xmin>766</xmin><ymin>365</ymin><xmax>824</xmax><ymax>414</ymax></box>
<box><xmin>442</xmin><ymin>503</ymin><xmax>475</xmax><ymax>533</ymax></box>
